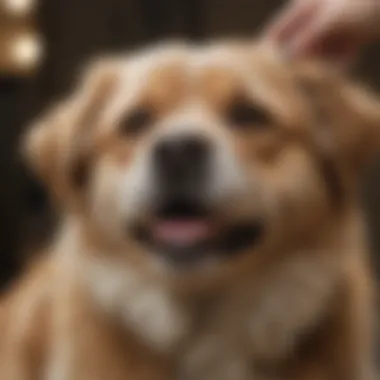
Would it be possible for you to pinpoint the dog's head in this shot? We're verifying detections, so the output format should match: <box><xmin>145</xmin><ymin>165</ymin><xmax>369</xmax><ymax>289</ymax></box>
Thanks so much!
<box><xmin>23</xmin><ymin>42</ymin><xmax>380</xmax><ymax>284</ymax></box>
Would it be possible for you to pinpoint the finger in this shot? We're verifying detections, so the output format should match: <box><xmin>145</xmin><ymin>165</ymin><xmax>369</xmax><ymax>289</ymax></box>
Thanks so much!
<box><xmin>286</xmin><ymin>12</ymin><xmax>333</xmax><ymax>57</ymax></box>
<box><xmin>265</xmin><ymin>0</ymin><xmax>320</xmax><ymax>42</ymax></box>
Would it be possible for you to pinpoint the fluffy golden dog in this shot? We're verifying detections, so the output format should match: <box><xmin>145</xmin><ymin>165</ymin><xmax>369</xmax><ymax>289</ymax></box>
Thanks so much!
<box><xmin>0</xmin><ymin>41</ymin><xmax>378</xmax><ymax>380</ymax></box>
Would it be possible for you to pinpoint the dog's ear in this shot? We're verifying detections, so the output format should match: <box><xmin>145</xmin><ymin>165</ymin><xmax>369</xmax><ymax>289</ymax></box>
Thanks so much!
<box><xmin>295</xmin><ymin>62</ymin><xmax>380</xmax><ymax>173</ymax></box>
<box><xmin>22</xmin><ymin>58</ymin><xmax>118</xmax><ymax>206</ymax></box>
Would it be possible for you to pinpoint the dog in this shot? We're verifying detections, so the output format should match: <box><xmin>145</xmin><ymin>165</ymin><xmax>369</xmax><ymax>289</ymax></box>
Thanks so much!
<box><xmin>0</xmin><ymin>41</ymin><xmax>378</xmax><ymax>380</ymax></box>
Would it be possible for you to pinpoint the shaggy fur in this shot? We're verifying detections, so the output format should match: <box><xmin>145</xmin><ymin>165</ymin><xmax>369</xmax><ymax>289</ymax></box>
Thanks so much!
<box><xmin>0</xmin><ymin>41</ymin><xmax>378</xmax><ymax>380</ymax></box>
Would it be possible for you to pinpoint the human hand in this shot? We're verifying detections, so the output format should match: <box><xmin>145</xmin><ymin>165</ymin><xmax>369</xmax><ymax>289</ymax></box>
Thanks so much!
<box><xmin>265</xmin><ymin>0</ymin><xmax>380</xmax><ymax>63</ymax></box>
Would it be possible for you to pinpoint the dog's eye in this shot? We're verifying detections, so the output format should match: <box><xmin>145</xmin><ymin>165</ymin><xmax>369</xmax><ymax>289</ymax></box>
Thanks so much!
<box><xmin>227</xmin><ymin>100</ymin><xmax>271</xmax><ymax>129</ymax></box>
<box><xmin>119</xmin><ymin>108</ymin><xmax>153</xmax><ymax>135</ymax></box>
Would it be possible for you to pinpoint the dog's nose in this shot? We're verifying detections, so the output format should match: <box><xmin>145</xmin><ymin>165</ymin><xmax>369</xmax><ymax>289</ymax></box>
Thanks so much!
<box><xmin>153</xmin><ymin>134</ymin><xmax>211</xmax><ymax>187</ymax></box>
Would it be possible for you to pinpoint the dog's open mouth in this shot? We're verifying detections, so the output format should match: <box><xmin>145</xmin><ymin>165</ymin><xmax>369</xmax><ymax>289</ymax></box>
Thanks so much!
<box><xmin>133</xmin><ymin>197</ymin><xmax>264</xmax><ymax>267</ymax></box>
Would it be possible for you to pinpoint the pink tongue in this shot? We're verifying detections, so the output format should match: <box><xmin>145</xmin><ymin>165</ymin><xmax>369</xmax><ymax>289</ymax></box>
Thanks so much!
<box><xmin>154</xmin><ymin>220</ymin><xmax>211</xmax><ymax>247</ymax></box>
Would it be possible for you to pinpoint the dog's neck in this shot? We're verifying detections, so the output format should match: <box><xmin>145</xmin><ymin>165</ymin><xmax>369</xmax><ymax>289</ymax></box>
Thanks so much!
<box><xmin>55</xmin><ymin>211</ymin><xmax>363</xmax><ymax>361</ymax></box>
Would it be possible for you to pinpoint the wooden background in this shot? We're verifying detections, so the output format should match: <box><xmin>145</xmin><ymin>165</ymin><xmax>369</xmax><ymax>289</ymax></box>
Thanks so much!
<box><xmin>1</xmin><ymin>0</ymin><xmax>380</xmax><ymax>290</ymax></box>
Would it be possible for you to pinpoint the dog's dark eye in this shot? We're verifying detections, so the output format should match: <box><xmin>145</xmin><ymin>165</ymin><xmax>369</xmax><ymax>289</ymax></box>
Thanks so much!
<box><xmin>120</xmin><ymin>108</ymin><xmax>153</xmax><ymax>135</ymax></box>
<box><xmin>227</xmin><ymin>99</ymin><xmax>271</xmax><ymax>130</ymax></box>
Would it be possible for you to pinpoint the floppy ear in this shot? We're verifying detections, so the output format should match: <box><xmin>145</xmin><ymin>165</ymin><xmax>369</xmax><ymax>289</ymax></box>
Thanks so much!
<box><xmin>296</xmin><ymin>62</ymin><xmax>380</xmax><ymax>174</ymax></box>
<box><xmin>22</xmin><ymin>58</ymin><xmax>118</xmax><ymax>207</ymax></box>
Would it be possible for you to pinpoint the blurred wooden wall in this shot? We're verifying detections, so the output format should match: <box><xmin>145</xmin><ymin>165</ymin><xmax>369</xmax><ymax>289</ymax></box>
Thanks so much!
<box><xmin>0</xmin><ymin>0</ymin><xmax>43</xmax><ymax>286</ymax></box>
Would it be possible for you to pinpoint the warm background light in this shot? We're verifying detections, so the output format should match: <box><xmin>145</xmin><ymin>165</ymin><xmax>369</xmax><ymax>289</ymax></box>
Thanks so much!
<box><xmin>10</xmin><ymin>33</ymin><xmax>43</xmax><ymax>70</ymax></box>
<box><xmin>0</xmin><ymin>0</ymin><xmax>41</xmax><ymax>75</ymax></box>
<box><xmin>2</xmin><ymin>0</ymin><xmax>35</xmax><ymax>16</ymax></box>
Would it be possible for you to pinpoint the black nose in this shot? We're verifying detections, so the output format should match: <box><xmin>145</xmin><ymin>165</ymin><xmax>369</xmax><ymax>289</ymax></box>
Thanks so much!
<box><xmin>153</xmin><ymin>134</ymin><xmax>211</xmax><ymax>189</ymax></box>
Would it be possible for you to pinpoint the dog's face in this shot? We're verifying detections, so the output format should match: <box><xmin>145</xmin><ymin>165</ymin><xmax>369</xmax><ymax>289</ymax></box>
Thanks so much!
<box><xmin>24</xmin><ymin>42</ymin><xmax>380</xmax><ymax>283</ymax></box>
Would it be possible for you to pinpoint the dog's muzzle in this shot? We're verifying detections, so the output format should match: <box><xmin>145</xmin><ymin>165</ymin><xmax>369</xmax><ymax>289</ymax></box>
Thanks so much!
<box><xmin>130</xmin><ymin>131</ymin><xmax>264</xmax><ymax>268</ymax></box>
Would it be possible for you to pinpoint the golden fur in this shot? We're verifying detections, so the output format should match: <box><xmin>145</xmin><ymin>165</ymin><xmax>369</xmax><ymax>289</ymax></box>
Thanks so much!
<box><xmin>0</xmin><ymin>41</ymin><xmax>378</xmax><ymax>380</ymax></box>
